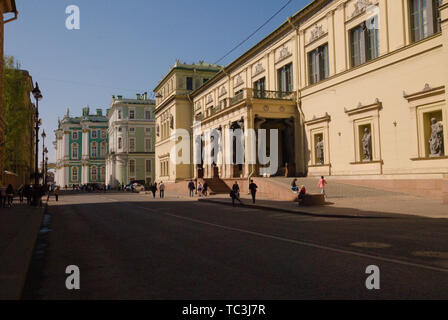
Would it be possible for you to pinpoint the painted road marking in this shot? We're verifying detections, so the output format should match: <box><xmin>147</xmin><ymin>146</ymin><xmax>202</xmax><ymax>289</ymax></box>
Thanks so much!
<box><xmin>129</xmin><ymin>203</ymin><xmax>448</xmax><ymax>274</ymax></box>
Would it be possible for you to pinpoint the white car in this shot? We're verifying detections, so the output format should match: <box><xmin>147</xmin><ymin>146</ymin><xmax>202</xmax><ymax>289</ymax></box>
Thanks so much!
<box><xmin>132</xmin><ymin>183</ymin><xmax>145</xmax><ymax>192</ymax></box>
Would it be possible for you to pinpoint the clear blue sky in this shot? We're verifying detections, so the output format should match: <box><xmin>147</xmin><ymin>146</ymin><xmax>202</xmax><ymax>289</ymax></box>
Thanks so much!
<box><xmin>4</xmin><ymin>0</ymin><xmax>309</xmax><ymax>163</ymax></box>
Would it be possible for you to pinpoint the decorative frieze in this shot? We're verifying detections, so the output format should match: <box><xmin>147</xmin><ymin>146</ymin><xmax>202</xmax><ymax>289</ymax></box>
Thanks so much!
<box><xmin>276</xmin><ymin>45</ymin><xmax>292</xmax><ymax>63</ymax></box>
<box><xmin>253</xmin><ymin>62</ymin><xmax>265</xmax><ymax>77</ymax></box>
<box><xmin>234</xmin><ymin>74</ymin><xmax>244</xmax><ymax>88</ymax></box>
<box><xmin>308</xmin><ymin>24</ymin><xmax>327</xmax><ymax>44</ymax></box>
<box><xmin>350</xmin><ymin>0</ymin><xmax>373</xmax><ymax>19</ymax></box>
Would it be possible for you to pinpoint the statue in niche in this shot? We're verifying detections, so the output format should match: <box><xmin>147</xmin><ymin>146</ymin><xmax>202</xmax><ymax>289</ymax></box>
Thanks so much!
<box><xmin>170</xmin><ymin>114</ymin><xmax>174</xmax><ymax>129</ymax></box>
<box><xmin>429</xmin><ymin>118</ymin><xmax>444</xmax><ymax>157</ymax></box>
<box><xmin>315</xmin><ymin>136</ymin><xmax>324</xmax><ymax>164</ymax></box>
<box><xmin>362</xmin><ymin>127</ymin><xmax>372</xmax><ymax>161</ymax></box>
<box><xmin>156</xmin><ymin>124</ymin><xmax>160</xmax><ymax>137</ymax></box>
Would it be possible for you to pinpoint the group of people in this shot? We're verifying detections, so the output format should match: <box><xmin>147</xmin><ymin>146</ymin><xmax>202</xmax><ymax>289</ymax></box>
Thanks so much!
<box><xmin>0</xmin><ymin>183</ymin><xmax>59</xmax><ymax>208</ymax></box>
<box><xmin>291</xmin><ymin>176</ymin><xmax>327</xmax><ymax>205</ymax></box>
<box><xmin>147</xmin><ymin>181</ymin><xmax>165</xmax><ymax>199</ymax></box>
<box><xmin>188</xmin><ymin>180</ymin><xmax>209</xmax><ymax>197</ymax></box>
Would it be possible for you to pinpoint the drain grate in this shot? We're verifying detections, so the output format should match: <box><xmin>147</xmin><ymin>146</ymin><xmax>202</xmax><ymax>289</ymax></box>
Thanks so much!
<box><xmin>350</xmin><ymin>242</ymin><xmax>391</xmax><ymax>248</ymax></box>
<box><xmin>412</xmin><ymin>251</ymin><xmax>448</xmax><ymax>259</ymax></box>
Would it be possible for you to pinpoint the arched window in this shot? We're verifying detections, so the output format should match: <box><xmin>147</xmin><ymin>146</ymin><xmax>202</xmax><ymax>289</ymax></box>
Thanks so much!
<box><xmin>91</xmin><ymin>142</ymin><xmax>97</xmax><ymax>158</ymax></box>
<box><xmin>72</xmin><ymin>167</ymin><xmax>78</xmax><ymax>182</ymax></box>
<box><xmin>72</xmin><ymin>143</ymin><xmax>78</xmax><ymax>159</ymax></box>
<box><xmin>91</xmin><ymin>166</ymin><xmax>97</xmax><ymax>181</ymax></box>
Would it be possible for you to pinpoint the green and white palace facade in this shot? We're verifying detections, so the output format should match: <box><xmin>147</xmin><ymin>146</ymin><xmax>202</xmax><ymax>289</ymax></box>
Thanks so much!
<box><xmin>54</xmin><ymin>107</ymin><xmax>108</xmax><ymax>187</ymax></box>
<box><xmin>105</xmin><ymin>94</ymin><xmax>156</xmax><ymax>187</ymax></box>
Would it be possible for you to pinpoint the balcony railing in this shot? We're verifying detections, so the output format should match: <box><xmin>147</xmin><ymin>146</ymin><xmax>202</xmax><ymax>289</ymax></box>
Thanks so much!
<box><xmin>252</xmin><ymin>89</ymin><xmax>294</xmax><ymax>100</ymax></box>
<box><xmin>199</xmin><ymin>88</ymin><xmax>296</xmax><ymax>121</ymax></box>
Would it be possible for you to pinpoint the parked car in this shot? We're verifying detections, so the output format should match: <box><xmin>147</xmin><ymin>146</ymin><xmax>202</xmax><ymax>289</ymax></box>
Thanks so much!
<box><xmin>132</xmin><ymin>183</ymin><xmax>145</xmax><ymax>192</ymax></box>
<box><xmin>125</xmin><ymin>180</ymin><xmax>146</xmax><ymax>192</ymax></box>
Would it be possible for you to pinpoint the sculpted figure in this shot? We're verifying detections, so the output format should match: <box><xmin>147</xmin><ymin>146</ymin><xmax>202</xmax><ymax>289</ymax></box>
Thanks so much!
<box><xmin>315</xmin><ymin>136</ymin><xmax>324</xmax><ymax>164</ymax></box>
<box><xmin>429</xmin><ymin>118</ymin><xmax>444</xmax><ymax>157</ymax></box>
<box><xmin>362</xmin><ymin>127</ymin><xmax>372</xmax><ymax>161</ymax></box>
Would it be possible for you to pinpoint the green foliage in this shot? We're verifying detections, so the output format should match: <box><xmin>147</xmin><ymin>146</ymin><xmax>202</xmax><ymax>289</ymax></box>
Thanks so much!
<box><xmin>2</xmin><ymin>56</ymin><xmax>33</xmax><ymax>173</ymax></box>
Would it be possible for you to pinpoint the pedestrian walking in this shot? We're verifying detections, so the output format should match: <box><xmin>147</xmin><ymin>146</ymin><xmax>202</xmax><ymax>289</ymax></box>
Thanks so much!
<box><xmin>159</xmin><ymin>181</ymin><xmax>165</xmax><ymax>198</ymax></box>
<box><xmin>202</xmin><ymin>181</ymin><xmax>208</xmax><ymax>197</ymax></box>
<box><xmin>55</xmin><ymin>186</ymin><xmax>60</xmax><ymax>202</ymax></box>
<box><xmin>249</xmin><ymin>179</ymin><xmax>258</xmax><ymax>204</ymax></box>
<box><xmin>150</xmin><ymin>182</ymin><xmax>157</xmax><ymax>198</ymax></box>
<box><xmin>197</xmin><ymin>182</ymin><xmax>203</xmax><ymax>197</ymax></box>
<box><xmin>230</xmin><ymin>181</ymin><xmax>242</xmax><ymax>207</ymax></box>
<box><xmin>0</xmin><ymin>185</ymin><xmax>6</xmax><ymax>208</ymax></box>
<box><xmin>24</xmin><ymin>184</ymin><xmax>32</xmax><ymax>205</ymax></box>
<box><xmin>318</xmin><ymin>176</ymin><xmax>327</xmax><ymax>197</ymax></box>
<box><xmin>188</xmin><ymin>180</ymin><xmax>195</xmax><ymax>197</ymax></box>
<box><xmin>6</xmin><ymin>184</ymin><xmax>14</xmax><ymax>207</ymax></box>
<box><xmin>18</xmin><ymin>185</ymin><xmax>24</xmax><ymax>203</ymax></box>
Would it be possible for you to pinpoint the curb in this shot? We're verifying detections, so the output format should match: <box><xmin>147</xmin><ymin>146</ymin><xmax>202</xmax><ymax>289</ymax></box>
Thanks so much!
<box><xmin>0</xmin><ymin>199</ymin><xmax>48</xmax><ymax>300</ymax></box>
<box><xmin>197</xmin><ymin>198</ymin><xmax>392</xmax><ymax>219</ymax></box>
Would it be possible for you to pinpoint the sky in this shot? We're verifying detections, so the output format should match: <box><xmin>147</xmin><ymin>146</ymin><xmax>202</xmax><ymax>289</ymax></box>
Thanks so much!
<box><xmin>4</xmin><ymin>0</ymin><xmax>310</xmax><ymax>163</ymax></box>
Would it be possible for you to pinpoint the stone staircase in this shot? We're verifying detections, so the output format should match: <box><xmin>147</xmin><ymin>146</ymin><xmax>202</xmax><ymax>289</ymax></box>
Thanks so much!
<box><xmin>202</xmin><ymin>178</ymin><xmax>232</xmax><ymax>195</ymax></box>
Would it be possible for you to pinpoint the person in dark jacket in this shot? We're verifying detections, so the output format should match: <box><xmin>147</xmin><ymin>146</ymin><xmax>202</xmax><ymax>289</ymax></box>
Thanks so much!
<box><xmin>151</xmin><ymin>182</ymin><xmax>157</xmax><ymax>199</ymax></box>
<box><xmin>188</xmin><ymin>180</ymin><xmax>195</xmax><ymax>197</ymax></box>
<box><xmin>249</xmin><ymin>179</ymin><xmax>258</xmax><ymax>204</ymax></box>
<box><xmin>230</xmin><ymin>181</ymin><xmax>242</xmax><ymax>207</ymax></box>
<box><xmin>6</xmin><ymin>184</ymin><xmax>14</xmax><ymax>207</ymax></box>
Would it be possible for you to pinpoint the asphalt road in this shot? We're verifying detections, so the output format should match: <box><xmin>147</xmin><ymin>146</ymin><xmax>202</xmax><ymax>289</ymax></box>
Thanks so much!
<box><xmin>22</xmin><ymin>192</ymin><xmax>448</xmax><ymax>299</ymax></box>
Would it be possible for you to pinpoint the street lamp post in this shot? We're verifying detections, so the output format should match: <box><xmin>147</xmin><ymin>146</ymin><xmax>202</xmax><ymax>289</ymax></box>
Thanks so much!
<box><xmin>41</xmin><ymin>130</ymin><xmax>46</xmax><ymax>185</ymax></box>
<box><xmin>32</xmin><ymin>82</ymin><xmax>42</xmax><ymax>186</ymax></box>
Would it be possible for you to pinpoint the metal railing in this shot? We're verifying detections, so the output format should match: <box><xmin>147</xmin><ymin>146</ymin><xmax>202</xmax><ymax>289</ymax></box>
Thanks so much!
<box><xmin>252</xmin><ymin>89</ymin><xmax>294</xmax><ymax>100</ymax></box>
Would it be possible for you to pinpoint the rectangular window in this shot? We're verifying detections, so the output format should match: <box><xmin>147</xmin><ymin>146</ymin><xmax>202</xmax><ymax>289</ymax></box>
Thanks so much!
<box><xmin>308</xmin><ymin>43</ymin><xmax>330</xmax><ymax>85</ymax></box>
<box><xmin>203</xmin><ymin>78</ymin><xmax>209</xmax><ymax>84</ymax></box>
<box><xmin>129</xmin><ymin>109</ymin><xmax>135</xmax><ymax>119</ymax></box>
<box><xmin>72</xmin><ymin>131</ymin><xmax>78</xmax><ymax>140</ymax></box>
<box><xmin>91</xmin><ymin>130</ymin><xmax>97</xmax><ymax>139</ymax></box>
<box><xmin>91</xmin><ymin>167</ymin><xmax>97</xmax><ymax>181</ymax></box>
<box><xmin>145</xmin><ymin>110</ymin><xmax>152</xmax><ymax>120</ymax></box>
<box><xmin>145</xmin><ymin>127</ymin><xmax>151</xmax><ymax>135</ymax></box>
<box><xmin>186</xmin><ymin>77</ymin><xmax>193</xmax><ymax>90</ymax></box>
<box><xmin>118</xmin><ymin>110</ymin><xmax>122</xmax><ymax>119</ymax></box>
<box><xmin>146</xmin><ymin>159</ymin><xmax>152</xmax><ymax>173</ymax></box>
<box><xmin>72</xmin><ymin>167</ymin><xmax>78</xmax><ymax>182</ymax></box>
<box><xmin>129</xmin><ymin>160</ymin><xmax>135</xmax><ymax>175</ymax></box>
<box><xmin>277</xmin><ymin>63</ymin><xmax>293</xmax><ymax>92</ymax></box>
<box><xmin>145</xmin><ymin>139</ymin><xmax>152</xmax><ymax>152</ymax></box>
<box><xmin>118</xmin><ymin>137</ymin><xmax>122</xmax><ymax>150</ymax></box>
<box><xmin>72</xmin><ymin>145</ymin><xmax>78</xmax><ymax>159</ymax></box>
<box><xmin>350</xmin><ymin>17</ymin><xmax>379</xmax><ymax>67</ymax></box>
<box><xmin>129</xmin><ymin>127</ymin><xmax>135</xmax><ymax>133</ymax></box>
<box><xmin>129</xmin><ymin>138</ymin><xmax>135</xmax><ymax>152</ymax></box>
<box><xmin>253</xmin><ymin>77</ymin><xmax>266</xmax><ymax>98</ymax></box>
<box><xmin>410</xmin><ymin>0</ymin><xmax>440</xmax><ymax>42</ymax></box>
<box><xmin>101</xmin><ymin>130</ymin><xmax>106</xmax><ymax>139</ymax></box>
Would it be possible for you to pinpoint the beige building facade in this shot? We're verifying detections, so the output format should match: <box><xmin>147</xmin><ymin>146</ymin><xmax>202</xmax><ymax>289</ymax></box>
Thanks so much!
<box><xmin>154</xmin><ymin>61</ymin><xmax>221</xmax><ymax>182</ymax></box>
<box><xmin>155</xmin><ymin>0</ymin><xmax>448</xmax><ymax>182</ymax></box>
<box><xmin>194</xmin><ymin>0</ymin><xmax>448</xmax><ymax>180</ymax></box>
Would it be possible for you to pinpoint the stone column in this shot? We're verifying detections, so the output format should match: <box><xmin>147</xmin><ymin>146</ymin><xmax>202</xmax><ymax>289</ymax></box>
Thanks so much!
<box><xmin>440</xmin><ymin>0</ymin><xmax>448</xmax><ymax>131</ymax></box>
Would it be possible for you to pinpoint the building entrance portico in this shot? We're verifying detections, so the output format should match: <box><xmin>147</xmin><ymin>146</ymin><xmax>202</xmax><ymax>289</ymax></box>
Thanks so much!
<box><xmin>195</xmin><ymin>88</ymin><xmax>301</xmax><ymax>179</ymax></box>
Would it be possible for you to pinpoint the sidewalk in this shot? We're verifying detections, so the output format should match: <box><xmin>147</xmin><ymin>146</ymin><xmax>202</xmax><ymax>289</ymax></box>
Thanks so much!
<box><xmin>197</xmin><ymin>192</ymin><xmax>448</xmax><ymax>219</ymax></box>
<box><xmin>0</xmin><ymin>198</ymin><xmax>48</xmax><ymax>300</ymax></box>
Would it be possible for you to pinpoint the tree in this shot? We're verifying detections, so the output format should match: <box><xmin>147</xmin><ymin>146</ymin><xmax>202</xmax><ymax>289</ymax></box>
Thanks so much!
<box><xmin>1</xmin><ymin>56</ymin><xmax>33</xmax><ymax>175</ymax></box>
